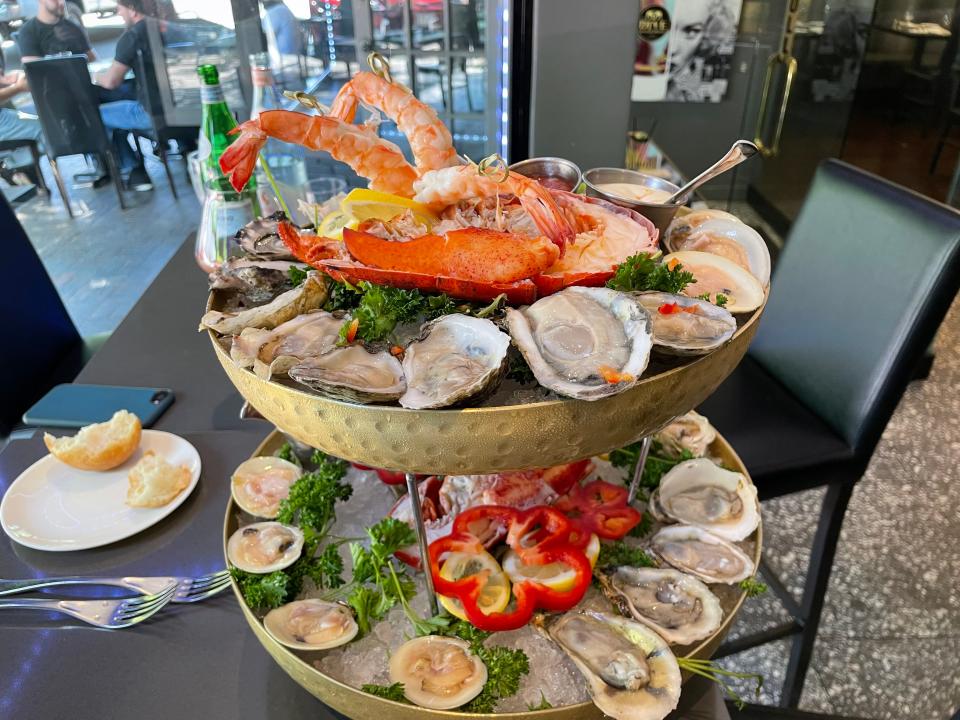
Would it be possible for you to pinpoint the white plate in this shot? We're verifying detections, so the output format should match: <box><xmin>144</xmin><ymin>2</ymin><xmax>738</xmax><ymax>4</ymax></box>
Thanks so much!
<box><xmin>0</xmin><ymin>430</ymin><xmax>201</xmax><ymax>552</ymax></box>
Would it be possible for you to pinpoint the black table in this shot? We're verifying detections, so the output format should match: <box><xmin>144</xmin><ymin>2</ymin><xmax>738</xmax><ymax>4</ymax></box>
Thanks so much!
<box><xmin>0</xmin><ymin>237</ymin><xmax>731</xmax><ymax>720</ymax></box>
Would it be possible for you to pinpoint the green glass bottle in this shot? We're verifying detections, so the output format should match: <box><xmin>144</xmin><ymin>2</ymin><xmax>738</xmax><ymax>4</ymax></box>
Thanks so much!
<box><xmin>197</xmin><ymin>64</ymin><xmax>257</xmax><ymax>194</ymax></box>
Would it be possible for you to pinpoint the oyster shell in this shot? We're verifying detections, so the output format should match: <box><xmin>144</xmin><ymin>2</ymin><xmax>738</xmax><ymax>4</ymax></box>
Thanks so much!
<box><xmin>597</xmin><ymin>566</ymin><xmax>723</xmax><ymax>646</ymax></box>
<box><xmin>665</xmin><ymin>209</ymin><xmax>740</xmax><ymax>247</ymax></box>
<box><xmin>544</xmin><ymin>609</ymin><xmax>681</xmax><ymax>720</ymax></box>
<box><xmin>632</xmin><ymin>292</ymin><xmax>736</xmax><ymax>356</ymax></box>
<box><xmin>226</xmin><ymin>521</ymin><xmax>304</xmax><ymax>574</ymax></box>
<box><xmin>230</xmin><ymin>456</ymin><xmax>302</xmax><ymax>519</ymax></box>
<box><xmin>208</xmin><ymin>256</ymin><xmax>304</xmax><ymax>304</ymax></box>
<box><xmin>506</xmin><ymin>287</ymin><xmax>652</xmax><ymax>401</ymax></box>
<box><xmin>667</xmin><ymin>218</ymin><xmax>770</xmax><ymax>286</ymax></box>
<box><xmin>233</xmin><ymin>211</ymin><xmax>297</xmax><ymax>259</ymax></box>
<box><xmin>230</xmin><ymin>311</ymin><xmax>344</xmax><ymax>379</ymax></box>
<box><xmin>388</xmin><ymin>636</ymin><xmax>487</xmax><ymax>710</ymax></box>
<box><xmin>200</xmin><ymin>272</ymin><xmax>327</xmax><ymax>334</ymax></box>
<box><xmin>400</xmin><ymin>314</ymin><xmax>510</xmax><ymax>409</ymax></box>
<box><xmin>289</xmin><ymin>345</ymin><xmax>406</xmax><ymax>403</ymax></box>
<box><xmin>263</xmin><ymin>599</ymin><xmax>358</xmax><ymax>650</ymax></box>
<box><xmin>654</xmin><ymin>459</ymin><xmax>759</xmax><ymax>541</ymax></box>
<box><xmin>649</xmin><ymin>525</ymin><xmax>754</xmax><ymax>584</ymax></box>
<box><xmin>664</xmin><ymin>251</ymin><xmax>764</xmax><ymax>314</ymax></box>
<box><xmin>654</xmin><ymin>410</ymin><xmax>716</xmax><ymax>459</ymax></box>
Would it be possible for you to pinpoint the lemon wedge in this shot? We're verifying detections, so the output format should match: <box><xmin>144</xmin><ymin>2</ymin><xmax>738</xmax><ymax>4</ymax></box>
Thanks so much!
<box><xmin>438</xmin><ymin>550</ymin><xmax>511</xmax><ymax>622</ymax></box>
<box><xmin>317</xmin><ymin>210</ymin><xmax>357</xmax><ymax>240</ymax></box>
<box><xmin>339</xmin><ymin>188</ymin><xmax>438</xmax><ymax>227</ymax></box>
<box><xmin>501</xmin><ymin>534</ymin><xmax>600</xmax><ymax>592</ymax></box>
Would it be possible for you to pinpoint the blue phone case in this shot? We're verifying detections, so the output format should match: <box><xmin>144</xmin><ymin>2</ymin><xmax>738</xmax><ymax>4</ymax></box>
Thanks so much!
<box><xmin>22</xmin><ymin>384</ymin><xmax>175</xmax><ymax>428</ymax></box>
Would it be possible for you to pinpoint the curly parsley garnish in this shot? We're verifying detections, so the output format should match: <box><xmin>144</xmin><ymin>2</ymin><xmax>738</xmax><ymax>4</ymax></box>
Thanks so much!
<box><xmin>361</xmin><ymin>682</ymin><xmax>408</xmax><ymax>702</ymax></box>
<box><xmin>739</xmin><ymin>576</ymin><xmax>768</xmax><ymax>597</ymax></box>
<box><xmin>596</xmin><ymin>541</ymin><xmax>657</xmax><ymax>569</ymax></box>
<box><xmin>607</xmin><ymin>252</ymin><xmax>695</xmax><ymax>294</ymax></box>
<box><xmin>288</xmin><ymin>265</ymin><xmax>308</xmax><ymax>286</ymax></box>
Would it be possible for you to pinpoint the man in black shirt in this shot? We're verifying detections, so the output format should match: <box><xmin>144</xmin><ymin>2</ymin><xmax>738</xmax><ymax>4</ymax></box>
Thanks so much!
<box><xmin>17</xmin><ymin>0</ymin><xmax>95</xmax><ymax>63</ymax></box>
<box><xmin>96</xmin><ymin>0</ymin><xmax>156</xmax><ymax>191</ymax></box>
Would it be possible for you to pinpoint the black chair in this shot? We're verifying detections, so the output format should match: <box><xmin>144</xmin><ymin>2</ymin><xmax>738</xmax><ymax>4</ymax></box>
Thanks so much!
<box><xmin>131</xmin><ymin>46</ymin><xmax>182</xmax><ymax>198</ymax></box>
<box><xmin>0</xmin><ymin>139</ymin><xmax>47</xmax><ymax>193</ymax></box>
<box><xmin>1</xmin><ymin>192</ymin><xmax>107</xmax><ymax>437</ymax></box>
<box><xmin>700</xmin><ymin>159</ymin><xmax>960</xmax><ymax>708</ymax></box>
<box><xmin>22</xmin><ymin>55</ymin><xmax>126</xmax><ymax>217</ymax></box>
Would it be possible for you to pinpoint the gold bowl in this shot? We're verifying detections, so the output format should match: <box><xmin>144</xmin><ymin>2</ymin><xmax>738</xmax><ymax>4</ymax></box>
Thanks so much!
<box><xmin>207</xmin><ymin>294</ymin><xmax>764</xmax><ymax>475</ymax></box>
<box><xmin>225</xmin><ymin>431</ymin><xmax>762</xmax><ymax>720</ymax></box>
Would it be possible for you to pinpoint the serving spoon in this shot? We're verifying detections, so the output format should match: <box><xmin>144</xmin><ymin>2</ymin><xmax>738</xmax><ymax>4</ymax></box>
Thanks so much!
<box><xmin>665</xmin><ymin>140</ymin><xmax>759</xmax><ymax>205</ymax></box>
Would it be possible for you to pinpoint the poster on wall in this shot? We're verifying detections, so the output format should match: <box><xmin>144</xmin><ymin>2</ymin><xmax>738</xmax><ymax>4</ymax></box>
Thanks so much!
<box><xmin>631</xmin><ymin>0</ymin><xmax>743</xmax><ymax>103</ymax></box>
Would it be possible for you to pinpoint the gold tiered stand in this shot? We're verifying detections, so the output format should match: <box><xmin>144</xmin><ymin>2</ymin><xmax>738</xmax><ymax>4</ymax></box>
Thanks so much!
<box><xmin>211</xmin><ymin>290</ymin><xmax>765</xmax><ymax>719</ymax></box>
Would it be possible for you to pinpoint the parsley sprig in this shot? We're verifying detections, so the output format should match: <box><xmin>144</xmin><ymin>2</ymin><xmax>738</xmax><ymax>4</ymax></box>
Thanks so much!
<box><xmin>595</xmin><ymin>541</ymin><xmax>657</xmax><ymax>570</ymax></box>
<box><xmin>361</xmin><ymin>682</ymin><xmax>408</xmax><ymax>702</ymax></box>
<box><xmin>739</xmin><ymin>576</ymin><xmax>768</xmax><ymax>597</ymax></box>
<box><xmin>606</xmin><ymin>252</ymin><xmax>695</xmax><ymax>294</ymax></box>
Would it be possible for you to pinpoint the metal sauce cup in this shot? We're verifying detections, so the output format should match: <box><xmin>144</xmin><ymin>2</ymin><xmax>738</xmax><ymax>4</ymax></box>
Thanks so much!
<box><xmin>582</xmin><ymin>167</ymin><xmax>681</xmax><ymax>235</ymax></box>
<box><xmin>509</xmin><ymin>157</ymin><xmax>583</xmax><ymax>192</ymax></box>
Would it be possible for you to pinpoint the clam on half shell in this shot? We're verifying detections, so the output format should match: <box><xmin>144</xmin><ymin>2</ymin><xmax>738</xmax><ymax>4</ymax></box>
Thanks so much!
<box><xmin>653</xmin><ymin>459</ymin><xmax>760</xmax><ymax>541</ymax></box>
<box><xmin>263</xmin><ymin>600</ymin><xmax>358</xmax><ymax>650</ymax></box>
<box><xmin>289</xmin><ymin>345</ymin><xmax>406</xmax><ymax>404</ymax></box>
<box><xmin>596</xmin><ymin>566</ymin><xmax>723</xmax><ymax>646</ymax></box>
<box><xmin>649</xmin><ymin>525</ymin><xmax>754</xmax><ymax>585</ymax></box>
<box><xmin>389</xmin><ymin>636</ymin><xmax>487</xmax><ymax>710</ymax></box>
<box><xmin>506</xmin><ymin>286</ymin><xmax>652</xmax><ymax>401</ymax></box>
<box><xmin>230</xmin><ymin>456</ymin><xmax>302</xmax><ymax>519</ymax></box>
<box><xmin>226</xmin><ymin>521</ymin><xmax>304</xmax><ymax>574</ymax></box>
<box><xmin>665</xmin><ymin>209</ymin><xmax>739</xmax><ymax>247</ymax></box>
<box><xmin>632</xmin><ymin>292</ymin><xmax>736</xmax><ymax>356</ymax></box>
<box><xmin>544</xmin><ymin>609</ymin><xmax>681</xmax><ymax>720</ymax></box>
<box><xmin>664</xmin><ymin>251</ymin><xmax>764</xmax><ymax>314</ymax></box>
<box><xmin>667</xmin><ymin>218</ymin><xmax>771</xmax><ymax>287</ymax></box>
<box><xmin>400</xmin><ymin>314</ymin><xmax>510</xmax><ymax>409</ymax></box>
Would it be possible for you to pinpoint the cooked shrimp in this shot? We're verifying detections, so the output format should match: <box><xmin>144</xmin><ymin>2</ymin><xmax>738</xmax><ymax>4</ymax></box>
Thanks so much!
<box><xmin>412</xmin><ymin>165</ymin><xmax>576</xmax><ymax>252</ymax></box>
<box><xmin>219</xmin><ymin>109</ymin><xmax>419</xmax><ymax>197</ymax></box>
<box><xmin>330</xmin><ymin>71</ymin><xmax>459</xmax><ymax>173</ymax></box>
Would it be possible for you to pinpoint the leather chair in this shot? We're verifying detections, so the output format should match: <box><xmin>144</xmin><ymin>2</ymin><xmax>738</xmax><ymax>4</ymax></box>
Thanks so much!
<box><xmin>22</xmin><ymin>55</ymin><xmax>126</xmax><ymax>218</ymax></box>
<box><xmin>1</xmin><ymin>193</ymin><xmax>107</xmax><ymax>437</ymax></box>
<box><xmin>700</xmin><ymin>159</ymin><xmax>960</xmax><ymax>709</ymax></box>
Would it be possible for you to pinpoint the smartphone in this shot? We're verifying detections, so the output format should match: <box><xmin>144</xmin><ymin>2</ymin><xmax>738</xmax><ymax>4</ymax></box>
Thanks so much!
<box><xmin>22</xmin><ymin>384</ymin><xmax>175</xmax><ymax>428</ymax></box>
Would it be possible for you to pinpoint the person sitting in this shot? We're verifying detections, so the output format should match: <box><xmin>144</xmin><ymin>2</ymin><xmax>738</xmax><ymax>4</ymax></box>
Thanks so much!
<box><xmin>95</xmin><ymin>0</ymin><xmax>158</xmax><ymax>191</ymax></box>
<box><xmin>0</xmin><ymin>70</ymin><xmax>45</xmax><ymax>185</ymax></box>
<box><xmin>17</xmin><ymin>0</ymin><xmax>95</xmax><ymax>63</ymax></box>
<box><xmin>262</xmin><ymin>0</ymin><xmax>303</xmax><ymax>56</ymax></box>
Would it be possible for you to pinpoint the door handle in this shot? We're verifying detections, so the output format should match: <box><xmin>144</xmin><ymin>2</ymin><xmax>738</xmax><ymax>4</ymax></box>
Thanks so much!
<box><xmin>753</xmin><ymin>52</ymin><xmax>797</xmax><ymax>159</ymax></box>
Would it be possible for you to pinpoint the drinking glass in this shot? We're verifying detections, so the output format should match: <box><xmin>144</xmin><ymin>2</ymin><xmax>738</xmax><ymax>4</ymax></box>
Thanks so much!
<box><xmin>295</xmin><ymin>176</ymin><xmax>348</xmax><ymax>226</ymax></box>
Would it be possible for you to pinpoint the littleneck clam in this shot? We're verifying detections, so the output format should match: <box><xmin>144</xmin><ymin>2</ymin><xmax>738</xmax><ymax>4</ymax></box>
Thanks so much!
<box><xmin>542</xmin><ymin>609</ymin><xmax>681</xmax><ymax>720</ymax></box>
<box><xmin>262</xmin><ymin>599</ymin><xmax>358</xmax><ymax>650</ymax></box>
<box><xmin>230</xmin><ymin>311</ymin><xmax>344</xmax><ymax>379</ymax></box>
<box><xmin>667</xmin><ymin>218</ymin><xmax>771</xmax><ymax>286</ymax></box>
<box><xmin>388</xmin><ymin>635</ymin><xmax>487</xmax><ymax>709</ymax></box>
<box><xmin>596</xmin><ymin>566</ymin><xmax>723</xmax><ymax>646</ymax></box>
<box><xmin>665</xmin><ymin>209</ymin><xmax>740</xmax><ymax>247</ymax></box>
<box><xmin>399</xmin><ymin>314</ymin><xmax>510</xmax><ymax>409</ymax></box>
<box><xmin>632</xmin><ymin>292</ymin><xmax>736</xmax><ymax>355</ymax></box>
<box><xmin>226</xmin><ymin>521</ymin><xmax>304</xmax><ymax>574</ymax></box>
<box><xmin>230</xmin><ymin>456</ymin><xmax>302</xmax><ymax>519</ymax></box>
<box><xmin>506</xmin><ymin>286</ymin><xmax>652</xmax><ymax>401</ymax></box>
<box><xmin>289</xmin><ymin>345</ymin><xmax>406</xmax><ymax>403</ymax></box>
<box><xmin>200</xmin><ymin>272</ymin><xmax>327</xmax><ymax>334</ymax></box>
<box><xmin>649</xmin><ymin>525</ymin><xmax>754</xmax><ymax>584</ymax></box>
<box><xmin>664</xmin><ymin>251</ymin><xmax>764</xmax><ymax>314</ymax></box>
<box><xmin>654</xmin><ymin>410</ymin><xmax>717</xmax><ymax>459</ymax></box>
<box><xmin>653</xmin><ymin>459</ymin><xmax>759</xmax><ymax>541</ymax></box>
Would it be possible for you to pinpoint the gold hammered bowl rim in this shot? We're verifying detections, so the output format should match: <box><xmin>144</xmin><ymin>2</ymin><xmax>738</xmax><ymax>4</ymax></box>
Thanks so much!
<box><xmin>205</xmin><ymin>290</ymin><xmax>766</xmax><ymax>418</ymax></box>
<box><xmin>224</xmin><ymin>431</ymin><xmax>763</xmax><ymax>718</ymax></box>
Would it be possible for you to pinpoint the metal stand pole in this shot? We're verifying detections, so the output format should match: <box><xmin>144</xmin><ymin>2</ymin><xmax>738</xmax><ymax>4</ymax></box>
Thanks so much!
<box><xmin>405</xmin><ymin>472</ymin><xmax>439</xmax><ymax>616</ymax></box>
<box><xmin>627</xmin><ymin>436</ymin><xmax>652</xmax><ymax>504</ymax></box>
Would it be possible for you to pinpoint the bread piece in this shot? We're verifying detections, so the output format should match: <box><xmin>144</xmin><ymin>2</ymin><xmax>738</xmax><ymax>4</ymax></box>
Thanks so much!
<box><xmin>44</xmin><ymin>410</ymin><xmax>142</xmax><ymax>471</ymax></box>
<box><xmin>126</xmin><ymin>450</ymin><xmax>192</xmax><ymax>508</ymax></box>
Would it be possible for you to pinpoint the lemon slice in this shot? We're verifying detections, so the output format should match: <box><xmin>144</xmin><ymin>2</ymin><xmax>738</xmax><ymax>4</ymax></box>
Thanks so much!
<box><xmin>438</xmin><ymin>550</ymin><xmax>511</xmax><ymax>622</ymax></box>
<box><xmin>502</xmin><ymin>534</ymin><xmax>600</xmax><ymax>592</ymax></box>
<box><xmin>340</xmin><ymin>188</ymin><xmax>438</xmax><ymax>227</ymax></box>
<box><xmin>317</xmin><ymin>210</ymin><xmax>357</xmax><ymax>240</ymax></box>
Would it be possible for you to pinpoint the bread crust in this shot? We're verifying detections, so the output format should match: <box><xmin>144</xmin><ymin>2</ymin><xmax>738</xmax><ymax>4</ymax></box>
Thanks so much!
<box><xmin>43</xmin><ymin>410</ymin><xmax>142</xmax><ymax>471</ymax></box>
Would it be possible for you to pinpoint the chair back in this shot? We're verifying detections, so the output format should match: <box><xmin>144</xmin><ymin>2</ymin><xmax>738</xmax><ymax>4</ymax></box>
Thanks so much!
<box><xmin>133</xmin><ymin>46</ymin><xmax>168</xmax><ymax>138</ymax></box>
<box><xmin>23</xmin><ymin>55</ymin><xmax>111</xmax><ymax>158</ymax></box>
<box><xmin>0</xmin><ymin>193</ymin><xmax>81</xmax><ymax>434</ymax></box>
<box><xmin>750</xmin><ymin>159</ymin><xmax>960</xmax><ymax>456</ymax></box>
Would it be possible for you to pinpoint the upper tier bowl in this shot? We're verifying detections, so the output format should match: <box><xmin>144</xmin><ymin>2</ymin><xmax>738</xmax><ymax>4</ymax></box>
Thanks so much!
<box><xmin>206</xmin><ymin>291</ymin><xmax>764</xmax><ymax>474</ymax></box>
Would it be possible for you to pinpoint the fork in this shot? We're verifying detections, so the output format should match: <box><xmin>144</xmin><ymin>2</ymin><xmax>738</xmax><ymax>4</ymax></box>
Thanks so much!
<box><xmin>0</xmin><ymin>569</ymin><xmax>232</xmax><ymax>603</ymax></box>
<box><xmin>0</xmin><ymin>582</ymin><xmax>177</xmax><ymax>629</ymax></box>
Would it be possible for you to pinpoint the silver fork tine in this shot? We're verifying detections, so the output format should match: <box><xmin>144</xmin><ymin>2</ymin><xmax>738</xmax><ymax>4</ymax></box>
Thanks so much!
<box><xmin>113</xmin><ymin>585</ymin><xmax>177</xmax><ymax>626</ymax></box>
<box><xmin>186</xmin><ymin>570</ymin><xmax>230</xmax><ymax>589</ymax></box>
<box><xmin>177</xmin><ymin>576</ymin><xmax>231</xmax><ymax>603</ymax></box>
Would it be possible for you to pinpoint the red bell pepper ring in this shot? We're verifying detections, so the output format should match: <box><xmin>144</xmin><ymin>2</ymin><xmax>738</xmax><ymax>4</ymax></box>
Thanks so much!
<box><xmin>505</xmin><ymin>506</ymin><xmax>574</xmax><ymax>562</ymax></box>
<box><xmin>554</xmin><ymin>479</ymin><xmax>642</xmax><ymax>540</ymax></box>
<box><xmin>452</xmin><ymin>505</ymin><xmax>519</xmax><ymax>548</ymax></box>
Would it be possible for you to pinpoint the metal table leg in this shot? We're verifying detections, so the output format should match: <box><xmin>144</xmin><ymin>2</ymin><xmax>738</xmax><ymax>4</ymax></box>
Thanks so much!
<box><xmin>405</xmin><ymin>472</ymin><xmax>439</xmax><ymax>616</ymax></box>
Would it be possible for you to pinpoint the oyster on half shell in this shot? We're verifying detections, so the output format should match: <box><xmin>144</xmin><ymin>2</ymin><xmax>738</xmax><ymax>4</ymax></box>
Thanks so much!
<box><xmin>400</xmin><ymin>314</ymin><xmax>510</xmax><ymax>409</ymax></box>
<box><xmin>233</xmin><ymin>211</ymin><xmax>297</xmax><ymax>259</ymax></box>
<box><xmin>597</xmin><ymin>566</ymin><xmax>723</xmax><ymax>646</ymax></box>
<box><xmin>230</xmin><ymin>311</ymin><xmax>344</xmax><ymax>379</ymax></box>
<box><xmin>649</xmin><ymin>525</ymin><xmax>754</xmax><ymax>585</ymax></box>
<box><xmin>289</xmin><ymin>345</ymin><xmax>406</xmax><ymax>404</ymax></box>
<box><xmin>506</xmin><ymin>287</ymin><xmax>652</xmax><ymax>401</ymax></box>
<box><xmin>542</xmin><ymin>609</ymin><xmax>681</xmax><ymax>720</ymax></box>
<box><xmin>633</xmin><ymin>292</ymin><xmax>736</xmax><ymax>356</ymax></box>
<box><xmin>653</xmin><ymin>459</ymin><xmax>759</xmax><ymax>541</ymax></box>
<box><xmin>654</xmin><ymin>410</ymin><xmax>716</xmax><ymax>459</ymax></box>
<box><xmin>200</xmin><ymin>272</ymin><xmax>327</xmax><ymax>335</ymax></box>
